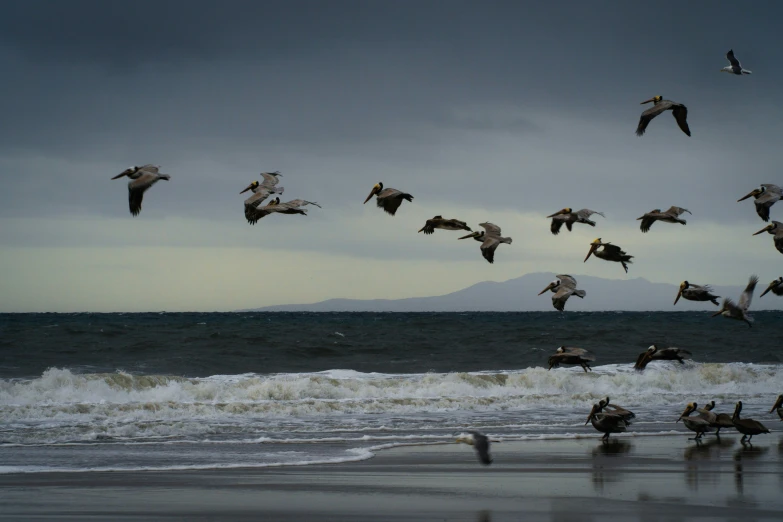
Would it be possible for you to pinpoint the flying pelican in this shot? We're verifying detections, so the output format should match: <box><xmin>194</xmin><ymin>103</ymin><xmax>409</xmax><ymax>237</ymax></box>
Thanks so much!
<box><xmin>418</xmin><ymin>216</ymin><xmax>471</xmax><ymax>235</ymax></box>
<box><xmin>585</xmin><ymin>404</ymin><xmax>629</xmax><ymax>442</ymax></box>
<box><xmin>246</xmin><ymin>197</ymin><xmax>321</xmax><ymax>222</ymax></box>
<box><xmin>538</xmin><ymin>275</ymin><xmax>586</xmax><ymax>311</ymax></box>
<box><xmin>720</xmin><ymin>49</ymin><xmax>752</xmax><ymax>75</ymax></box>
<box><xmin>737</xmin><ymin>184</ymin><xmax>782</xmax><ymax>222</ymax></box>
<box><xmin>546</xmin><ymin>208</ymin><xmax>605</xmax><ymax>235</ymax></box>
<box><xmin>674</xmin><ymin>281</ymin><xmax>720</xmax><ymax>306</ymax></box>
<box><xmin>634</xmin><ymin>344</ymin><xmax>692</xmax><ymax>371</ymax></box>
<box><xmin>240</xmin><ymin>172</ymin><xmax>285</xmax><ymax>225</ymax></box>
<box><xmin>712</xmin><ymin>275</ymin><xmax>758</xmax><ymax>328</ymax></box>
<box><xmin>111</xmin><ymin>164</ymin><xmax>171</xmax><ymax>216</ymax></box>
<box><xmin>597</xmin><ymin>397</ymin><xmax>636</xmax><ymax>423</ymax></box>
<box><xmin>770</xmin><ymin>395</ymin><xmax>783</xmax><ymax>421</ymax></box>
<box><xmin>456</xmin><ymin>431</ymin><xmax>492</xmax><ymax>465</ymax></box>
<box><xmin>636</xmin><ymin>96</ymin><xmax>691</xmax><ymax>137</ymax></box>
<box><xmin>547</xmin><ymin>346</ymin><xmax>595</xmax><ymax>372</ymax></box>
<box><xmin>752</xmin><ymin>221</ymin><xmax>783</xmax><ymax>254</ymax></box>
<box><xmin>732</xmin><ymin>401</ymin><xmax>770</xmax><ymax>444</ymax></box>
<box><xmin>637</xmin><ymin>206</ymin><xmax>691</xmax><ymax>233</ymax></box>
<box><xmin>702</xmin><ymin>401</ymin><xmax>735</xmax><ymax>434</ymax></box>
<box><xmin>584</xmin><ymin>238</ymin><xmax>633</xmax><ymax>273</ymax></box>
<box><xmin>363</xmin><ymin>182</ymin><xmax>413</xmax><ymax>216</ymax></box>
<box><xmin>678</xmin><ymin>403</ymin><xmax>716</xmax><ymax>441</ymax></box>
<box><xmin>760</xmin><ymin>277</ymin><xmax>783</xmax><ymax>298</ymax></box>
<box><xmin>458</xmin><ymin>223</ymin><xmax>512</xmax><ymax>264</ymax></box>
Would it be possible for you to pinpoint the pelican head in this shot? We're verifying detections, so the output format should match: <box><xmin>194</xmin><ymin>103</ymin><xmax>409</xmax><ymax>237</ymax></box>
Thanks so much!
<box><xmin>268</xmin><ymin>197</ymin><xmax>281</xmax><ymax>206</ymax></box>
<box><xmin>538</xmin><ymin>280</ymin><xmax>559</xmax><ymax>295</ymax></box>
<box><xmin>585</xmin><ymin>404</ymin><xmax>600</xmax><ymax>425</ymax></box>
<box><xmin>752</xmin><ymin>223</ymin><xmax>777</xmax><ymax>236</ymax></box>
<box><xmin>771</xmin><ymin>395</ymin><xmax>783</xmax><ymax>414</ymax></box>
<box><xmin>598</xmin><ymin>397</ymin><xmax>610</xmax><ymax>410</ymax></box>
<box><xmin>678</xmin><ymin>402</ymin><xmax>697</xmax><ymax>422</ymax></box>
<box><xmin>111</xmin><ymin>166</ymin><xmax>137</xmax><ymax>180</ymax></box>
<box><xmin>761</xmin><ymin>277</ymin><xmax>783</xmax><ymax>297</ymax></box>
<box><xmin>555</xmin><ymin>346</ymin><xmax>566</xmax><ymax>354</ymax></box>
<box><xmin>363</xmin><ymin>182</ymin><xmax>383</xmax><ymax>204</ymax></box>
<box><xmin>641</xmin><ymin>95</ymin><xmax>663</xmax><ymax>105</ymax></box>
<box><xmin>704</xmin><ymin>400</ymin><xmax>716</xmax><ymax>411</ymax></box>
<box><xmin>240</xmin><ymin>180</ymin><xmax>260</xmax><ymax>194</ymax></box>
<box><xmin>455</xmin><ymin>433</ymin><xmax>475</xmax><ymax>446</ymax></box>
<box><xmin>738</xmin><ymin>187</ymin><xmax>763</xmax><ymax>202</ymax></box>
<box><xmin>546</xmin><ymin>207</ymin><xmax>572</xmax><ymax>218</ymax></box>
<box><xmin>674</xmin><ymin>281</ymin><xmax>689</xmax><ymax>305</ymax></box>
<box><xmin>458</xmin><ymin>231</ymin><xmax>483</xmax><ymax>240</ymax></box>
<box><xmin>583</xmin><ymin>238</ymin><xmax>602</xmax><ymax>262</ymax></box>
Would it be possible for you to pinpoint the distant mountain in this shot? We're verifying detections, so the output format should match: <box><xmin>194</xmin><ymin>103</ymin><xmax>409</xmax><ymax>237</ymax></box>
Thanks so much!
<box><xmin>243</xmin><ymin>273</ymin><xmax>783</xmax><ymax>312</ymax></box>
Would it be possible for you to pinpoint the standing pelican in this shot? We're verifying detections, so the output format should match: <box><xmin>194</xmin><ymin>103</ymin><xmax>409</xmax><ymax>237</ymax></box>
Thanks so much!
<box><xmin>584</xmin><ymin>238</ymin><xmax>633</xmax><ymax>273</ymax></box>
<box><xmin>585</xmin><ymin>404</ymin><xmax>629</xmax><ymax>442</ymax></box>
<box><xmin>597</xmin><ymin>397</ymin><xmax>636</xmax><ymax>423</ymax></box>
<box><xmin>702</xmin><ymin>401</ymin><xmax>735</xmax><ymax>434</ymax></box>
<box><xmin>760</xmin><ymin>277</ymin><xmax>783</xmax><ymax>297</ymax></box>
<box><xmin>737</xmin><ymin>184</ymin><xmax>782</xmax><ymax>222</ymax></box>
<box><xmin>240</xmin><ymin>172</ymin><xmax>285</xmax><ymax>225</ymax></box>
<box><xmin>458</xmin><ymin>223</ymin><xmax>512</xmax><ymax>264</ymax></box>
<box><xmin>538</xmin><ymin>275</ymin><xmax>586</xmax><ymax>311</ymax></box>
<box><xmin>752</xmin><ymin>221</ymin><xmax>783</xmax><ymax>254</ymax></box>
<box><xmin>674</xmin><ymin>281</ymin><xmax>720</xmax><ymax>306</ymax></box>
<box><xmin>418</xmin><ymin>216</ymin><xmax>471</xmax><ymax>235</ymax></box>
<box><xmin>732</xmin><ymin>401</ymin><xmax>770</xmax><ymax>444</ymax></box>
<box><xmin>637</xmin><ymin>206</ymin><xmax>691</xmax><ymax>233</ymax></box>
<box><xmin>246</xmin><ymin>197</ymin><xmax>321</xmax><ymax>222</ymax></box>
<box><xmin>712</xmin><ymin>275</ymin><xmax>758</xmax><ymax>328</ymax></box>
<box><xmin>678</xmin><ymin>403</ymin><xmax>716</xmax><ymax>440</ymax></box>
<box><xmin>546</xmin><ymin>208</ymin><xmax>605</xmax><ymax>235</ymax></box>
<box><xmin>634</xmin><ymin>345</ymin><xmax>692</xmax><ymax>370</ymax></box>
<box><xmin>636</xmin><ymin>96</ymin><xmax>691</xmax><ymax>137</ymax></box>
<box><xmin>111</xmin><ymin>164</ymin><xmax>171</xmax><ymax>216</ymax></box>
<box><xmin>547</xmin><ymin>346</ymin><xmax>595</xmax><ymax>372</ymax></box>
<box><xmin>770</xmin><ymin>395</ymin><xmax>783</xmax><ymax>421</ymax></box>
<box><xmin>720</xmin><ymin>49</ymin><xmax>752</xmax><ymax>75</ymax></box>
<box><xmin>456</xmin><ymin>431</ymin><xmax>492</xmax><ymax>465</ymax></box>
<box><xmin>363</xmin><ymin>182</ymin><xmax>413</xmax><ymax>216</ymax></box>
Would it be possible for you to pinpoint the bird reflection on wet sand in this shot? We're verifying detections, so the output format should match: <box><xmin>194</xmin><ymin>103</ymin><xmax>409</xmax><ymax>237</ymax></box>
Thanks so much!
<box><xmin>733</xmin><ymin>444</ymin><xmax>769</xmax><ymax>497</ymax></box>
<box><xmin>591</xmin><ymin>439</ymin><xmax>632</xmax><ymax>491</ymax></box>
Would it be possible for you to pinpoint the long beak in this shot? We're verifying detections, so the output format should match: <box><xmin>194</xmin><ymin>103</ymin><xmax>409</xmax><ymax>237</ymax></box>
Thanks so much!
<box><xmin>640</xmin><ymin>98</ymin><xmax>656</xmax><ymax>104</ymax></box>
<box><xmin>240</xmin><ymin>184</ymin><xmax>254</xmax><ymax>194</ymax></box>
<box><xmin>583</xmin><ymin>245</ymin><xmax>597</xmax><ymax>263</ymax></box>
<box><xmin>585</xmin><ymin>406</ymin><xmax>598</xmax><ymax>425</ymax></box>
<box><xmin>673</xmin><ymin>291</ymin><xmax>682</xmax><ymax>305</ymax></box>
<box><xmin>417</xmin><ymin>226</ymin><xmax>425</xmax><ymax>233</ymax></box>
<box><xmin>538</xmin><ymin>283</ymin><xmax>554</xmax><ymax>296</ymax></box>
<box><xmin>711</xmin><ymin>310</ymin><xmax>722</xmax><ymax>317</ymax></box>
<box><xmin>111</xmin><ymin>172</ymin><xmax>128</xmax><ymax>180</ymax></box>
<box><xmin>363</xmin><ymin>190</ymin><xmax>376</xmax><ymax>204</ymax></box>
<box><xmin>752</xmin><ymin>227</ymin><xmax>769</xmax><ymax>236</ymax></box>
<box><xmin>546</xmin><ymin>209</ymin><xmax>566</xmax><ymax>218</ymax></box>
<box><xmin>458</xmin><ymin>232</ymin><xmax>476</xmax><ymax>240</ymax></box>
<box><xmin>770</xmin><ymin>398</ymin><xmax>783</xmax><ymax>413</ymax></box>
<box><xmin>760</xmin><ymin>287</ymin><xmax>771</xmax><ymax>297</ymax></box>
<box><xmin>677</xmin><ymin>405</ymin><xmax>691</xmax><ymax>422</ymax></box>
<box><xmin>737</xmin><ymin>191</ymin><xmax>756</xmax><ymax>202</ymax></box>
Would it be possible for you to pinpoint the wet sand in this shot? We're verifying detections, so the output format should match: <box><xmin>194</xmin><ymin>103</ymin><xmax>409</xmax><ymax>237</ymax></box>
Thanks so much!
<box><xmin>1</xmin><ymin>433</ymin><xmax>782</xmax><ymax>521</ymax></box>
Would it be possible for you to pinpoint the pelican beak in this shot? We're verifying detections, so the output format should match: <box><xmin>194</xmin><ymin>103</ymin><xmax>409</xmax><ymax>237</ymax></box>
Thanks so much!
<box><xmin>417</xmin><ymin>226</ymin><xmax>425</xmax><ymax>233</ymax></box>
<box><xmin>677</xmin><ymin>404</ymin><xmax>692</xmax><ymax>422</ymax></box>
<box><xmin>737</xmin><ymin>190</ymin><xmax>757</xmax><ymax>202</ymax></box>
<box><xmin>240</xmin><ymin>184</ymin><xmax>254</xmax><ymax>194</ymax></box>
<box><xmin>760</xmin><ymin>286</ymin><xmax>771</xmax><ymax>297</ymax></box>
<box><xmin>538</xmin><ymin>283</ymin><xmax>555</xmax><ymax>296</ymax></box>
<box><xmin>585</xmin><ymin>405</ymin><xmax>598</xmax><ymax>425</ymax></box>
<box><xmin>711</xmin><ymin>310</ymin><xmax>722</xmax><ymax>317</ymax></box>
<box><xmin>458</xmin><ymin>232</ymin><xmax>477</xmax><ymax>240</ymax></box>
<box><xmin>363</xmin><ymin>185</ymin><xmax>379</xmax><ymax>204</ymax></box>
<box><xmin>584</xmin><ymin>244</ymin><xmax>598</xmax><ymax>263</ymax></box>
<box><xmin>752</xmin><ymin>226</ymin><xmax>770</xmax><ymax>236</ymax></box>
<box><xmin>640</xmin><ymin>97</ymin><xmax>656</xmax><ymax>104</ymax></box>
<box><xmin>111</xmin><ymin>170</ymin><xmax>130</xmax><ymax>180</ymax></box>
<box><xmin>546</xmin><ymin>208</ymin><xmax>567</xmax><ymax>218</ymax></box>
<box><xmin>770</xmin><ymin>397</ymin><xmax>783</xmax><ymax>413</ymax></box>
<box><xmin>674</xmin><ymin>290</ymin><xmax>682</xmax><ymax>305</ymax></box>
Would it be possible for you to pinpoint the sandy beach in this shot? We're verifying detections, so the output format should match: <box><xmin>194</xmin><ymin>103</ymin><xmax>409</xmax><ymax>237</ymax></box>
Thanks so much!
<box><xmin>1</xmin><ymin>433</ymin><xmax>781</xmax><ymax>521</ymax></box>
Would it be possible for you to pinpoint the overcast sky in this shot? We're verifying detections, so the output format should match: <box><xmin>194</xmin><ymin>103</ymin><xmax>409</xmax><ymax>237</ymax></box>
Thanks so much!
<box><xmin>1</xmin><ymin>1</ymin><xmax>782</xmax><ymax>312</ymax></box>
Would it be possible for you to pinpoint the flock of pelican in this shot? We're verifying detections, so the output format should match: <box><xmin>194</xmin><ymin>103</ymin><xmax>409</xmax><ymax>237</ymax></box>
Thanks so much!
<box><xmin>545</xmin><ymin>344</ymin><xmax>692</xmax><ymax>373</ymax></box>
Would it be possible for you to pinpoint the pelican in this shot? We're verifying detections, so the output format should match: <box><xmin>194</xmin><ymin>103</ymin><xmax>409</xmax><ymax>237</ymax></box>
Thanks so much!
<box><xmin>737</xmin><ymin>184</ymin><xmax>782</xmax><ymax>222</ymax></box>
<box><xmin>634</xmin><ymin>344</ymin><xmax>692</xmax><ymax>371</ymax></box>
<box><xmin>547</xmin><ymin>346</ymin><xmax>594</xmax><ymax>372</ymax></box>
<box><xmin>636</xmin><ymin>96</ymin><xmax>691</xmax><ymax>137</ymax></box>
<box><xmin>456</xmin><ymin>431</ymin><xmax>492</xmax><ymax>465</ymax></box>
<box><xmin>597</xmin><ymin>397</ymin><xmax>636</xmax><ymax>423</ymax></box>
<box><xmin>111</xmin><ymin>164</ymin><xmax>171</xmax><ymax>216</ymax></box>
<box><xmin>732</xmin><ymin>401</ymin><xmax>770</xmax><ymax>444</ymax></box>
<box><xmin>246</xmin><ymin>197</ymin><xmax>321</xmax><ymax>222</ymax></box>
<box><xmin>674</xmin><ymin>281</ymin><xmax>720</xmax><ymax>306</ymax></box>
<box><xmin>546</xmin><ymin>208</ymin><xmax>605</xmax><ymax>235</ymax></box>
<box><xmin>240</xmin><ymin>172</ymin><xmax>285</xmax><ymax>225</ymax></box>
<box><xmin>760</xmin><ymin>277</ymin><xmax>783</xmax><ymax>297</ymax></box>
<box><xmin>702</xmin><ymin>401</ymin><xmax>735</xmax><ymax>434</ymax></box>
<box><xmin>712</xmin><ymin>275</ymin><xmax>758</xmax><ymax>328</ymax></box>
<box><xmin>678</xmin><ymin>403</ymin><xmax>716</xmax><ymax>440</ymax></box>
<box><xmin>637</xmin><ymin>206</ymin><xmax>691</xmax><ymax>233</ymax></box>
<box><xmin>538</xmin><ymin>275</ymin><xmax>586</xmax><ymax>311</ymax></box>
<box><xmin>720</xmin><ymin>49</ymin><xmax>752</xmax><ymax>75</ymax></box>
<box><xmin>418</xmin><ymin>216</ymin><xmax>471</xmax><ymax>235</ymax></box>
<box><xmin>584</xmin><ymin>238</ymin><xmax>633</xmax><ymax>273</ymax></box>
<box><xmin>458</xmin><ymin>223</ymin><xmax>512</xmax><ymax>264</ymax></box>
<box><xmin>585</xmin><ymin>404</ymin><xmax>629</xmax><ymax>442</ymax></box>
<box><xmin>363</xmin><ymin>182</ymin><xmax>413</xmax><ymax>216</ymax></box>
<box><xmin>752</xmin><ymin>221</ymin><xmax>783</xmax><ymax>254</ymax></box>
<box><xmin>770</xmin><ymin>395</ymin><xmax>783</xmax><ymax>421</ymax></box>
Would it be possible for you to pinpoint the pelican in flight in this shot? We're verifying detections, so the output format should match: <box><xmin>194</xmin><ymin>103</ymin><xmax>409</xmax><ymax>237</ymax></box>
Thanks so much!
<box><xmin>584</xmin><ymin>238</ymin><xmax>633</xmax><ymax>273</ymax></box>
<box><xmin>363</xmin><ymin>183</ymin><xmax>413</xmax><ymax>216</ymax></box>
<box><xmin>111</xmin><ymin>164</ymin><xmax>171</xmax><ymax>216</ymax></box>
<box><xmin>547</xmin><ymin>346</ymin><xmax>595</xmax><ymax>372</ymax></box>
<box><xmin>634</xmin><ymin>344</ymin><xmax>692</xmax><ymax>371</ymax></box>
<box><xmin>240</xmin><ymin>172</ymin><xmax>285</xmax><ymax>225</ymax></box>
<box><xmin>678</xmin><ymin>403</ymin><xmax>716</xmax><ymax>441</ymax></box>
<box><xmin>538</xmin><ymin>275</ymin><xmax>586</xmax><ymax>311</ymax></box>
<box><xmin>586</xmin><ymin>404</ymin><xmax>629</xmax><ymax>442</ymax></box>
<box><xmin>760</xmin><ymin>277</ymin><xmax>783</xmax><ymax>298</ymax></box>
<box><xmin>752</xmin><ymin>221</ymin><xmax>783</xmax><ymax>254</ymax></box>
<box><xmin>458</xmin><ymin>223</ymin><xmax>512</xmax><ymax>264</ymax></box>
<box><xmin>732</xmin><ymin>401</ymin><xmax>770</xmax><ymax>444</ymax></box>
<box><xmin>636</xmin><ymin>96</ymin><xmax>691</xmax><ymax>137</ymax></box>
<box><xmin>546</xmin><ymin>208</ymin><xmax>604</xmax><ymax>235</ymax></box>
<box><xmin>246</xmin><ymin>197</ymin><xmax>320</xmax><ymax>222</ymax></box>
<box><xmin>737</xmin><ymin>184</ymin><xmax>781</xmax><ymax>222</ymax></box>
<box><xmin>712</xmin><ymin>275</ymin><xmax>758</xmax><ymax>328</ymax></box>
<box><xmin>770</xmin><ymin>395</ymin><xmax>783</xmax><ymax>421</ymax></box>
<box><xmin>456</xmin><ymin>431</ymin><xmax>492</xmax><ymax>465</ymax></box>
<box><xmin>674</xmin><ymin>281</ymin><xmax>720</xmax><ymax>306</ymax></box>
<box><xmin>637</xmin><ymin>206</ymin><xmax>691</xmax><ymax>233</ymax></box>
<box><xmin>418</xmin><ymin>216</ymin><xmax>471</xmax><ymax>235</ymax></box>
<box><xmin>720</xmin><ymin>49</ymin><xmax>752</xmax><ymax>75</ymax></box>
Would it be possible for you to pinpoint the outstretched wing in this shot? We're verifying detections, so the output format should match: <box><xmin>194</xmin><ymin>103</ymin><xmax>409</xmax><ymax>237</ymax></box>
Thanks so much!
<box><xmin>259</xmin><ymin>171</ymin><xmax>283</xmax><ymax>190</ymax></box>
<box><xmin>480</xmin><ymin>237</ymin><xmax>501</xmax><ymax>263</ymax></box>
<box><xmin>556</xmin><ymin>274</ymin><xmax>577</xmax><ymax>289</ymax></box>
<box><xmin>638</xmin><ymin>213</ymin><xmax>658</xmax><ymax>233</ymax></box>
<box><xmin>726</xmin><ymin>49</ymin><xmax>741</xmax><ymax>68</ymax></box>
<box><xmin>671</xmin><ymin>105</ymin><xmax>691</xmax><ymax>137</ymax></box>
<box><xmin>127</xmin><ymin>172</ymin><xmax>160</xmax><ymax>216</ymax></box>
<box><xmin>576</xmin><ymin>209</ymin><xmax>604</xmax><ymax>219</ymax></box>
<box><xmin>601</xmin><ymin>243</ymin><xmax>625</xmax><ymax>256</ymax></box>
<box><xmin>665</xmin><ymin>206</ymin><xmax>691</xmax><ymax>217</ymax></box>
<box><xmin>636</xmin><ymin>104</ymin><xmax>667</xmax><ymax>136</ymax></box>
<box><xmin>480</xmin><ymin>222</ymin><xmax>502</xmax><ymax>237</ymax></box>
<box><xmin>739</xmin><ymin>275</ymin><xmax>759</xmax><ymax>311</ymax></box>
<box><xmin>550</xmin><ymin>217</ymin><xmax>565</xmax><ymax>235</ymax></box>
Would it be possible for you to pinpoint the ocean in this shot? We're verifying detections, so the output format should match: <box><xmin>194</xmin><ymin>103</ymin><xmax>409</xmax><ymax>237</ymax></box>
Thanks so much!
<box><xmin>1</xmin><ymin>312</ymin><xmax>781</xmax><ymax>474</ymax></box>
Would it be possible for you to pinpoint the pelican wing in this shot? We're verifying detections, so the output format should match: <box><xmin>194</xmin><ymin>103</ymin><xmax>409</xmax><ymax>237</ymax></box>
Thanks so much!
<box><xmin>575</xmin><ymin>209</ymin><xmax>604</xmax><ymax>219</ymax></box>
<box><xmin>556</xmin><ymin>274</ymin><xmax>578</xmax><ymax>289</ymax></box>
<box><xmin>672</xmin><ymin>105</ymin><xmax>691</xmax><ymax>136</ymax></box>
<box><xmin>550</xmin><ymin>216</ymin><xmax>566</xmax><ymax>235</ymax></box>
<box><xmin>738</xmin><ymin>275</ymin><xmax>759</xmax><ymax>311</ymax></box>
<box><xmin>665</xmin><ymin>206</ymin><xmax>691</xmax><ymax>217</ymax></box>
<box><xmin>259</xmin><ymin>171</ymin><xmax>282</xmax><ymax>189</ymax></box>
<box><xmin>559</xmin><ymin>347</ymin><xmax>593</xmax><ymax>359</ymax></box>
<box><xmin>480</xmin><ymin>236</ymin><xmax>501</xmax><ymax>264</ymax></box>
<box><xmin>634</xmin><ymin>350</ymin><xmax>649</xmax><ymax>370</ymax></box>
<box><xmin>636</xmin><ymin>103</ymin><xmax>669</xmax><ymax>136</ymax></box>
<box><xmin>127</xmin><ymin>171</ymin><xmax>163</xmax><ymax>216</ymax></box>
<box><xmin>480</xmin><ymin>222</ymin><xmax>502</xmax><ymax>237</ymax></box>
<box><xmin>467</xmin><ymin>431</ymin><xmax>492</xmax><ymax>465</ymax></box>
<box><xmin>376</xmin><ymin>188</ymin><xmax>412</xmax><ymax>216</ymax></box>
<box><xmin>244</xmin><ymin>187</ymin><xmax>274</xmax><ymax>209</ymax></box>
<box><xmin>638</xmin><ymin>212</ymin><xmax>660</xmax><ymax>233</ymax></box>
<box><xmin>727</xmin><ymin>49</ymin><xmax>741</xmax><ymax>68</ymax></box>
<box><xmin>600</xmin><ymin>243</ymin><xmax>625</xmax><ymax>256</ymax></box>
<box><xmin>284</xmin><ymin>199</ymin><xmax>321</xmax><ymax>209</ymax></box>
<box><xmin>551</xmin><ymin>286</ymin><xmax>575</xmax><ymax>311</ymax></box>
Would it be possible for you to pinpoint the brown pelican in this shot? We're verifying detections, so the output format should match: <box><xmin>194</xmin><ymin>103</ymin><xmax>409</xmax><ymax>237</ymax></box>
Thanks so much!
<box><xmin>720</xmin><ymin>49</ymin><xmax>752</xmax><ymax>75</ymax></box>
<box><xmin>636</xmin><ymin>96</ymin><xmax>691</xmax><ymax>137</ymax></box>
<box><xmin>732</xmin><ymin>401</ymin><xmax>770</xmax><ymax>444</ymax></box>
<box><xmin>111</xmin><ymin>165</ymin><xmax>171</xmax><ymax>216</ymax></box>
<box><xmin>418</xmin><ymin>216</ymin><xmax>471</xmax><ymax>235</ymax></box>
<box><xmin>752</xmin><ymin>221</ymin><xmax>783</xmax><ymax>254</ymax></box>
<box><xmin>585</xmin><ymin>404</ymin><xmax>629</xmax><ymax>442</ymax></box>
<box><xmin>363</xmin><ymin>183</ymin><xmax>413</xmax><ymax>216</ymax></box>
<box><xmin>678</xmin><ymin>403</ymin><xmax>716</xmax><ymax>440</ymax></box>
<box><xmin>760</xmin><ymin>277</ymin><xmax>783</xmax><ymax>297</ymax></box>
<box><xmin>240</xmin><ymin>172</ymin><xmax>285</xmax><ymax>225</ymax></box>
<box><xmin>702</xmin><ymin>401</ymin><xmax>735</xmax><ymax>434</ymax></box>
<box><xmin>538</xmin><ymin>275</ymin><xmax>586</xmax><ymax>311</ymax></box>
<box><xmin>712</xmin><ymin>275</ymin><xmax>758</xmax><ymax>327</ymax></box>
<box><xmin>546</xmin><ymin>208</ymin><xmax>604</xmax><ymax>235</ymax></box>
<box><xmin>547</xmin><ymin>346</ymin><xmax>594</xmax><ymax>372</ymax></box>
<box><xmin>456</xmin><ymin>431</ymin><xmax>492</xmax><ymax>465</ymax></box>
<box><xmin>738</xmin><ymin>184</ymin><xmax>782</xmax><ymax>222</ymax></box>
<box><xmin>637</xmin><ymin>206</ymin><xmax>691</xmax><ymax>233</ymax></box>
<box><xmin>246</xmin><ymin>197</ymin><xmax>320</xmax><ymax>222</ymax></box>
<box><xmin>674</xmin><ymin>281</ymin><xmax>720</xmax><ymax>306</ymax></box>
<box><xmin>597</xmin><ymin>397</ymin><xmax>636</xmax><ymax>423</ymax></box>
<box><xmin>584</xmin><ymin>238</ymin><xmax>633</xmax><ymax>273</ymax></box>
<box><xmin>634</xmin><ymin>344</ymin><xmax>692</xmax><ymax>371</ymax></box>
<box><xmin>458</xmin><ymin>223</ymin><xmax>512</xmax><ymax>264</ymax></box>
<box><xmin>770</xmin><ymin>395</ymin><xmax>783</xmax><ymax>421</ymax></box>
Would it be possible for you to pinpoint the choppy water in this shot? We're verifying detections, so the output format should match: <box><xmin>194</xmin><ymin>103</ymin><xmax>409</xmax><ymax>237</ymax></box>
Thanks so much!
<box><xmin>1</xmin><ymin>312</ymin><xmax>781</xmax><ymax>473</ymax></box>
